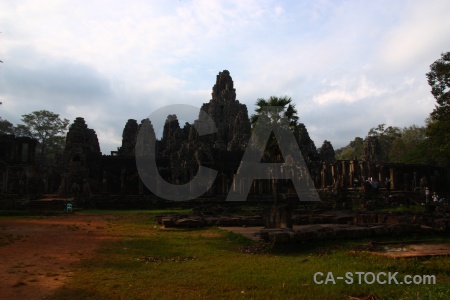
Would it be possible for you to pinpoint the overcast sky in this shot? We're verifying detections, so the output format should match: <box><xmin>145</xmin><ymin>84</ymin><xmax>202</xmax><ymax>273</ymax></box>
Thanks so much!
<box><xmin>1</xmin><ymin>0</ymin><xmax>449</xmax><ymax>154</ymax></box>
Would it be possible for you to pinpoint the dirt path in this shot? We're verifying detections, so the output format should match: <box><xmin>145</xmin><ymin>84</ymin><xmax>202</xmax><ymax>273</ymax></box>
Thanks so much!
<box><xmin>0</xmin><ymin>214</ymin><xmax>117</xmax><ymax>300</ymax></box>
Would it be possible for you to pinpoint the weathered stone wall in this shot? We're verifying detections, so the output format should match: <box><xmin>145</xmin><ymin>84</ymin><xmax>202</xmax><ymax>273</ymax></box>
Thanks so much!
<box><xmin>0</xmin><ymin>134</ymin><xmax>38</xmax><ymax>194</ymax></box>
<box><xmin>57</xmin><ymin>71</ymin><xmax>449</xmax><ymax>198</ymax></box>
<box><xmin>61</xmin><ymin>117</ymin><xmax>101</xmax><ymax>194</ymax></box>
<box><xmin>118</xmin><ymin>119</ymin><xmax>138</xmax><ymax>156</ymax></box>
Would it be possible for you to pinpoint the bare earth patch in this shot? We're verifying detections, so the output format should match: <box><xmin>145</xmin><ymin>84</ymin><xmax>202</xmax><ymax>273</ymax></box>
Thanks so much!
<box><xmin>369</xmin><ymin>244</ymin><xmax>450</xmax><ymax>258</ymax></box>
<box><xmin>219</xmin><ymin>226</ymin><xmax>262</xmax><ymax>241</ymax></box>
<box><xmin>0</xmin><ymin>214</ymin><xmax>117</xmax><ymax>300</ymax></box>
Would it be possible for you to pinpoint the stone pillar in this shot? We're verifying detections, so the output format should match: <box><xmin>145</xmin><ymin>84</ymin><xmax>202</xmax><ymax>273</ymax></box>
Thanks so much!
<box><xmin>367</xmin><ymin>163</ymin><xmax>373</xmax><ymax>180</ymax></box>
<box><xmin>349</xmin><ymin>161</ymin><xmax>354</xmax><ymax>188</ymax></box>
<box><xmin>265</xmin><ymin>205</ymin><xmax>293</xmax><ymax>229</ymax></box>
<box><xmin>272</xmin><ymin>179</ymin><xmax>279</xmax><ymax>204</ymax></box>
<box><xmin>189</xmin><ymin>170</ymin><xmax>193</xmax><ymax>194</ymax></box>
<box><xmin>60</xmin><ymin>173</ymin><xmax>69</xmax><ymax>193</ymax></box>
<box><xmin>321</xmin><ymin>163</ymin><xmax>327</xmax><ymax>190</ymax></box>
<box><xmin>2</xmin><ymin>169</ymin><xmax>9</xmax><ymax>193</ymax></box>
<box><xmin>260</xmin><ymin>179</ymin><xmax>264</xmax><ymax>195</ymax></box>
<box><xmin>378</xmin><ymin>165</ymin><xmax>384</xmax><ymax>184</ymax></box>
<box><xmin>413</xmin><ymin>172</ymin><xmax>417</xmax><ymax>191</ymax></box>
<box><xmin>251</xmin><ymin>179</ymin><xmax>255</xmax><ymax>195</ymax></box>
<box><xmin>102</xmin><ymin>171</ymin><xmax>108</xmax><ymax>194</ymax></box>
<box><xmin>359</xmin><ymin>161</ymin><xmax>366</xmax><ymax>181</ymax></box>
<box><xmin>341</xmin><ymin>161</ymin><xmax>348</xmax><ymax>188</ymax></box>
<box><xmin>43</xmin><ymin>177</ymin><xmax>48</xmax><ymax>193</ymax></box>
<box><xmin>120</xmin><ymin>168</ymin><xmax>126</xmax><ymax>194</ymax></box>
<box><xmin>390</xmin><ymin>168</ymin><xmax>395</xmax><ymax>190</ymax></box>
<box><xmin>240</xmin><ymin>178</ymin><xmax>244</xmax><ymax>195</ymax></box>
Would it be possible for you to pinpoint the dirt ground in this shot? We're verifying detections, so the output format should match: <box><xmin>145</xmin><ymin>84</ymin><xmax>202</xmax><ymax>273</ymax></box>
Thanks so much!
<box><xmin>2</xmin><ymin>214</ymin><xmax>450</xmax><ymax>299</ymax></box>
<box><xmin>0</xmin><ymin>214</ymin><xmax>117</xmax><ymax>300</ymax></box>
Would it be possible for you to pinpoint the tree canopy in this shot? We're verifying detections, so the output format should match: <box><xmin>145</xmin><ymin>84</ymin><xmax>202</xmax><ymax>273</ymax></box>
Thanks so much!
<box><xmin>426</xmin><ymin>51</ymin><xmax>450</xmax><ymax>121</ymax></box>
<box><xmin>425</xmin><ymin>51</ymin><xmax>450</xmax><ymax>168</ymax></box>
<box><xmin>335</xmin><ymin>137</ymin><xmax>364</xmax><ymax>160</ymax></box>
<box><xmin>336</xmin><ymin>124</ymin><xmax>429</xmax><ymax>163</ymax></box>
<box><xmin>250</xmin><ymin>96</ymin><xmax>299</xmax><ymax>160</ymax></box>
<box><xmin>0</xmin><ymin>117</ymin><xmax>14</xmax><ymax>134</ymax></box>
<box><xmin>251</xmin><ymin>96</ymin><xmax>299</xmax><ymax>129</ymax></box>
<box><xmin>15</xmin><ymin>110</ymin><xmax>69</xmax><ymax>155</ymax></box>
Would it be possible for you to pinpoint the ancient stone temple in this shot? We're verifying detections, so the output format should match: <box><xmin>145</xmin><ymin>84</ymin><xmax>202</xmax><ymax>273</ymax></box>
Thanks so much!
<box><xmin>0</xmin><ymin>134</ymin><xmax>38</xmax><ymax>194</ymax></box>
<box><xmin>118</xmin><ymin>119</ymin><xmax>139</xmax><ymax>156</ymax></box>
<box><xmin>156</xmin><ymin>70</ymin><xmax>252</xmax><ymax>191</ymax></box>
<box><xmin>294</xmin><ymin>123</ymin><xmax>319</xmax><ymax>163</ymax></box>
<box><xmin>200</xmin><ymin>70</ymin><xmax>251</xmax><ymax>152</ymax></box>
<box><xmin>60</xmin><ymin>117</ymin><xmax>101</xmax><ymax>194</ymax></box>
<box><xmin>319</xmin><ymin>140</ymin><xmax>336</xmax><ymax>163</ymax></box>
<box><xmin>52</xmin><ymin>70</ymin><xmax>449</xmax><ymax>203</ymax></box>
<box><xmin>78</xmin><ymin>70</ymin><xmax>254</xmax><ymax>196</ymax></box>
<box><xmin>362</xmin><ymin>136</ymin><xmax>382</xmax><ymax>163</ymax></box>
<box><xmin>157</xmin><ymin>114</ymin><xmax>186</xmax><ymax>185</ymax></box>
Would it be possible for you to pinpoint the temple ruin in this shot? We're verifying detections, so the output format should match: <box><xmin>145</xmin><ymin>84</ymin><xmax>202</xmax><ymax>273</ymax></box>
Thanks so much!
<box><xmin>1</xmin><ymin>70</ymin><xmax>448</xmax><ymax>206</ymax></box>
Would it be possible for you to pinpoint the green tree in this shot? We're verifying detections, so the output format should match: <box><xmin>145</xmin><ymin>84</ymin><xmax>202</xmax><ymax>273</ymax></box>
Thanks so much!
<box><xmin>388</xmin><ymin>125</ymin><xmax>427</xmax><ymax>163</ymax></box>
<box><xmin>335</xmin><ymin>137</ymin><xmax>364</xmax><ymax>160</ymax></box>
<box><xmin>251</xmin><ymin>96</ymin><xmax>298</xmax><ymax>128</ymax></box>
<box><xmin>250</xmin><ymin>96</ymin><xmax>299</xmax><ymax>160</ymax></box>
<box><xmin>0</xmin><ymin>101</ymin><xmax>14</xmax><ymax>134</ymax></box>
<box><xmin>15</xmin><ymin>110</ymin><xmax>69</xmax><ymax>156</ymax></box>
<box><xmin>0</xmin><ymin>117</ymin><xmax>14</xmax><ymax>134</ymax></box>
<box><xmin>388</xmin><ymin>139</ymin><xmax>406</xmax><ymax>163</ymax></box>
<box><xmin>427</xmin><ymin>52</ymin><xmax>450</xmax><ymax>120</ymax></box>
<box><xmin>402</xmin><ymin>139</ymin><xmax>434</xmax><ymax>165</ymax></box>
<box><xmin>319</xmin><ymin>140</ymin><xmax>336</xmax><ymax>162</ymax></box>
<box><xmin>425</xmin><ymin>51</ymin><xmax>450</xmax><ymax>167</ymax></box>
<box><xmin>401</xmin><ymin>125</ymin><xmax>426</xmax><ymax>147</ymax></box>
<box><xmin>337</xmin><ymin>123</ymin><xmax>430</xmax><ymax>163</ymax></box>
<box><xmin>426</xmin><ymin>118</ymin><xmax>450</xmax><ymax>167</ymax></box>
<box><xmin>367</xmin><ymin>124</ymin><xmax>401</xmax><ymax>162</ymax></box>
<box><xmin>250</xmin><ymin>96</ymin><xmax>314</xmax><ymax>203</ymax></box>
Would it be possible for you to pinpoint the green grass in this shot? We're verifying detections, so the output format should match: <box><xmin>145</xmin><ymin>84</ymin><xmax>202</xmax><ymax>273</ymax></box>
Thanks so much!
<box><xmin>49</xmin><ymin>210</ymin><xmax>450</xmax><ymax>300</ymax></box>
<box><xmin>0</xmin><ymin>210</ymin><xmax>64</xmax><ymax>217</ymax></box>
<box><xmin>377</xmin><ymin>204</ymin><xmax>427</xmax><ymax>213</ymax></box>
<box><xmin>81</xmin><ymin>209</ymin><xmax>193</xmax><ymax>215</ymax></box>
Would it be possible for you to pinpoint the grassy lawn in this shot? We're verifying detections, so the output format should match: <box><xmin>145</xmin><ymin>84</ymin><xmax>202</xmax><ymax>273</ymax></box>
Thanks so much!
<box><xmin>49</xmin><ymin>210</ymin><xmax>450</xmax><ymax>300</ymax></box>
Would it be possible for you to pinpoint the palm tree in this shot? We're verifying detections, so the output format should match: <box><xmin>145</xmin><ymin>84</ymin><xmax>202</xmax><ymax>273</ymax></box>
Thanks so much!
<box><xmin>250</xmin><ymin>96</ymin><xmax>299</xmax><ymax>161</ymax></box>
<box><xmin>250</xmin><ymin>96</ymin><xmax>301</xmax><ymax>204</ymax></box>
<box><xmin>251</xmin><ymin>96</ymin><xmax>298</xmax><ymax>128</ymax></box>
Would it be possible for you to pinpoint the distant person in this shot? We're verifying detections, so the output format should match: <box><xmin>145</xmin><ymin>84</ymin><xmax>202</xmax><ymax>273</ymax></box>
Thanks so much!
<box><xmin>373</xmin><ymin>179</ymin><xmax>379</xmax><ymax>191</ymax></box>
<box><xmin>364</xmin><ymin>179</ymin><xmax>372</xmax><ymax>194</ymax></box>
<box><xmin>432</xmin><ymin>192</ymin><xmax>439</xmax><ymax>203</ymax></box>
<box><xmin>385</xmin><ymin>178</ymin><xmax>391</xmax><ymax>192</ymax></box>
<box><xmin>425</xmin><ymin>187</ymin><xmax>430</xmax><ymax>204</ymax></box>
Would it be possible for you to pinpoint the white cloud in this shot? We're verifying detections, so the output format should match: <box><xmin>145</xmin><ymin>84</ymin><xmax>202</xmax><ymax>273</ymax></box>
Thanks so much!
<box><xmin>377</xmin><ymin>0</ymin><xmax>450</xmax><ymax>72</ymax></box>
<box><xmin>313</xmin><ymin>76</ymin><xmax>388</xmax><ymax>105</ymax></box>
<box><xmin>0</xmin><ymin>0</ymin><xmax>448</xmax><ymax>153</ymax></box>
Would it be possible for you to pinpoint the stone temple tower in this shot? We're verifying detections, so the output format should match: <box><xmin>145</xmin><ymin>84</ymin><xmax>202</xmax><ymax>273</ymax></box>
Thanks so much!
<box><xmin>61</xmin><ymin>117</ymin><xmax>101</xmax><ymax>193</ymax></box>
<box><xmin>197</xmin><ymin>70</ymin><xmax>251</xmax><ymax>152</ymax></box>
